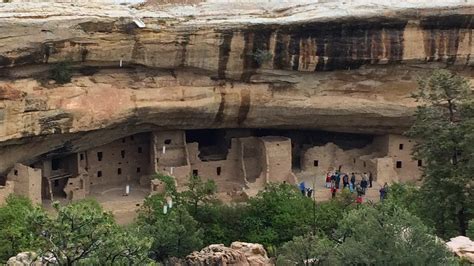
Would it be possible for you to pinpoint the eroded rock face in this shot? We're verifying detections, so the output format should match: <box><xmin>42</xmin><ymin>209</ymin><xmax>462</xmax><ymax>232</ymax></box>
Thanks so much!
<box><xmin>0</xmin><ymin>1</ymin><xmax>472</xmax><ymax>75</ymax></box>
<box><xmin>185</xmin><ymin>242</ymin><xmax>272</xmax><ymax>266</ymax></box>
<box><xmin>0</xmin><ymin>65</ymin><xmax>437</xmax><ymax>174</ymax></box>
<box><xmin>0</xmin><ymin>1</ymin><xmax>472</xmax><ymax>175</ymax></box>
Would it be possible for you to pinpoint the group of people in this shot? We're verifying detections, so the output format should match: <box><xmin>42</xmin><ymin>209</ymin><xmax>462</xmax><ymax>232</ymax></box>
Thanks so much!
<box><xmin>298</xmin><ymin>182</ymin><xmax>314</xmax><ymax>198</ymax></box>
<box><xmin>325</xmin><ymin>170</ymin><xmax>389</xmax><ymax>202</ymax></box>
<box><xmin>325</xmin><ymin>171</ymin><xmax>372</xmax><ymax>198</ymax></box>
<box><xmin>298</xmin><ymin>170</ymin><xmax>390</xmax><ymax>203</ymax></box>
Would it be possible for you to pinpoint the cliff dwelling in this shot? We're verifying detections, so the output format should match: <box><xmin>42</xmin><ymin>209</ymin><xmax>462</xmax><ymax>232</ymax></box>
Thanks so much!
<box><xmin>0</xmin><ymin>0</ymin><xmax>472</xmax><ymax>221</ymax></box>
<box><xmin>0</xmin><ymin>128</ymin><xmax>423</xmax><ymax>207</ymax></box>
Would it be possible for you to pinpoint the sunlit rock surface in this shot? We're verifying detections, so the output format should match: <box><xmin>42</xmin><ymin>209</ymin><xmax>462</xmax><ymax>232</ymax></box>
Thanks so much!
<box><xmin>0</xmin><ymin>0</ymin><xmax>472</xmax><ymax>174</ymax></box>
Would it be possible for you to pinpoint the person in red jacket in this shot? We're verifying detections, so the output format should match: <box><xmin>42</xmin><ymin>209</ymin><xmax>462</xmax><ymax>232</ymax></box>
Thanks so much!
<box><xmin>330</xmin><ymin>181</ymin><xmax>337</xmax><ymax>199</ymax></box>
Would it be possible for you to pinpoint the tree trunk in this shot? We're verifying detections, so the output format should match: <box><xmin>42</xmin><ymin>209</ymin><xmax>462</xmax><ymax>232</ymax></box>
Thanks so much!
<box><xmin>457</xmin><ymin>206</ymin><xmax>467</xmax><ymax>236</ymax></box>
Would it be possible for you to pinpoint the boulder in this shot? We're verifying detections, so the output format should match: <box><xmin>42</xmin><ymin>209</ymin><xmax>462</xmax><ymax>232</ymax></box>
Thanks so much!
<box><xmin>7</xmin><ymin>252</ymin><xmax>41</xmax><ymax>266</ymax></box>
<box><xmin>186</xmin><ymin>242</ymin><xmax>272</xmax><ymax>266</ymax></box>
<box><xmin>446</xmin><ymin>236</ymin><xmax>474</xmax><ymax>263</ymax></box>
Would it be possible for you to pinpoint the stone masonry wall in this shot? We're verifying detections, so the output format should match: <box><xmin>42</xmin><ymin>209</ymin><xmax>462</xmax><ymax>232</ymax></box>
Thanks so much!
<box><xmin>6</xmin><ymin>163</ymin><xmax>42</xmax><ymax>204</ymax></box>
<box><xmin>84</xmin><ymin>133</ymin><xmax>150</xmax><ymax>187</ymax></box>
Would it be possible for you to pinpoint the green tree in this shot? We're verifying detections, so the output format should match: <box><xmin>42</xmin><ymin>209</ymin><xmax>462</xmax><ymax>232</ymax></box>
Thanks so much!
<box><xmin>384</xmin><ymin>183</ymin><xmax>426</xmax><ymax>219</ymax></box>
<box><xmin>242</xmin><ymin>183</ymin><xmax>314</xmax><ymax>248</ymax></box>
<box><xmin>0</xmin><ymin>195</ymin><xmax>40</xmax><ymax>263</ymax></box>
<box><xmin>276</xmin><ymin>234</ymin><xmax>335</xmax><ymax>266</ymax></box>
<box><xmin>408</xmin><ymin>69</ymin><xmax>474</xmax><ymax>238</ymax></box>
<box><xmin>29</xmin><ymin>199</ymin><xmax>152</xmax><ymax>265</ymax></box>
<box><xmin>191</xmin><ymin>202</ymin><xmax>250</xmax><ymax>246</ymax></box>
<box><xmin>153</xmin><ymin>173</ymin><xmax>177</xmax><ymax>195</ymax></box>
<box><xmin>180</xmin><ymin>175</ymin><xmax>217</xmax><ymax>216</ymax></box>
<box><xmin>468</xmin><ymin>220</ymin><xmax>474</xmax><ymax>239</ymax></box>
<box><xmin>137</xmin><ymin>195</ymin><xmax>203</xmax><ymax>261</ymax></box>
<box><xmin>334</xmin><ymin>202</ymin><xmax>452</xmax><ymax>265</ymax></box>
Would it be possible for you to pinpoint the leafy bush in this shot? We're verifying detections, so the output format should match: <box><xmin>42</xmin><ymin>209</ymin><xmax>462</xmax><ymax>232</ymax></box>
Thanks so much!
<box><xmin>50</xmin><ymin>61</ymin><xmax>72</xmax><ymax>84</ymax></box>
<box><xmin>468</xmin><ymin>220</ymin><xmax>474</xmax><ymax>239</ymax></box>
<box><xmin>137</xmin><ymin>197</ymin><xmax>203</xmax><ymax>261</ymax></box>
<box><xmin>252</xmin><ymin>49</ymin><xmax>273</xmax><ymax>66</ymax></box>
<box><xmin>0</xmin><ymin>195</ymin><xmax>39</xmax><ymax>263</ymax></box>
<box><xmin>153</xmin><ymin>173</ymin><xmax>177</xmax><ymax>194</ymax></box>
<box><xmin>29</xmin><ymin>199</ymin><xmax>152</xmax><ymax>265</ymax></box>
<box><xmin>334</xmin><ymin>202</ymin><xmax>452</xmax><ymax>265</ymax></box>
<box><xmin>276</xmin><ymin>234</ymin><xmax>335</xmax><ymax>265</ymax></box>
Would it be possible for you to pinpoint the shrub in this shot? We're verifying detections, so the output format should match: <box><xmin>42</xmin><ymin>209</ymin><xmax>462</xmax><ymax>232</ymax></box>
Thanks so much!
<box><xmin>252</xmin><ymin>49</ymin><xmax>273</xmax><ymax>66</ymax></box>
<box><xmin>50</xmin><ymin>61</ymin><xmax>72</xmax><ymax>84</ymax></box>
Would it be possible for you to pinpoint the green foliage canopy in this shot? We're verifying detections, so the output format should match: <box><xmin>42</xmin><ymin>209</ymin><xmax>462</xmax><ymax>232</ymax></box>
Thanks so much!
<box><xmin>0</xmin><ymin>195</ymin><xmax>39</xmax><ymax>263</ymax></box>
<box><xmin>334</xmin><ymin>202</ymin><xmax>452</xmax><ymax>265</ymax></box>
<box><xmin>408</xmin><ymin>69</ymin><xmax>474</xmax><ymax>238</ymax></box>
<box><xmin>29</xmin><ymin>199</ymin><xmax>152</xmax><ymax>265</ymax></box>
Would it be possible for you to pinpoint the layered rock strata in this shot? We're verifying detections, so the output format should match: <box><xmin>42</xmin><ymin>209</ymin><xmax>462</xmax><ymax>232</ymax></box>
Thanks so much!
<box><xmin>0</xmin><ymin>0</ymin><xmax>473</xmax><ymax>175</ymax></box>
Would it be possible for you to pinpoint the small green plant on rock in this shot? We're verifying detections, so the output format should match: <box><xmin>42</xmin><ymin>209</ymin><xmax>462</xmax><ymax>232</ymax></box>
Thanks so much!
<box><xmin>252</xmin><ymin>49</ymin><xmax>273</xmax><ymax>66</ymax></box>
<box><xmin>50</xmin><ymin>61</ymin><xmax>72</xmax><ymax>84</ymax></box>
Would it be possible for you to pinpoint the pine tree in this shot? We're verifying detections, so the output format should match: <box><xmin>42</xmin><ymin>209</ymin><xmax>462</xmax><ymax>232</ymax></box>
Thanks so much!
<box><xmin>408</xmin><ymin>69</ymin><xmax>474</xmax><ymax>238</ymax></box>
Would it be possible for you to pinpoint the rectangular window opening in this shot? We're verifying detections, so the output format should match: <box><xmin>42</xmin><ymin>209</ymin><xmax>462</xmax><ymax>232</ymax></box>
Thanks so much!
<box><xmin>97</xmin><ymin>171</ymin><xmax>102</xmax><ymax>177</ymax></box>
<box><xmin>137</xmin><ymin>167</ymin><xmax>141</xmax><ymax>173</ymax></box>
<box><xmin>417</xmin><ymin>160</ymin><xmax>422</xmax><ymax>167</ymax></box>
<box><xmin>399</xmin><ymin>144</ymin><xmax>404</xmax><ymax>150</ymax></box>
<box><xmin>396</xmin><ymin>161</ymin><xmax>402</xmax><ymax>168</ymax></box>
<box><xmin>117</xmin><ymin>168</ymin><xmax>122</xmax><ymax>175</ymax></box>
<box><xmin>192</xmin><ymin>169</ymin><xmax>198</xmax><ymax>176</ymax></box>
<box><xmin>121</xmin><ymin>150</ymin><xmax>125</xmax><ymax>159</ymax></box>
<box><xmin>216</xmin><ymin>167</ymin><xmax>221</xmax><ymax>176</ymax></box>
<box><xmin>164</xmin><ymin>139</ymin><xmax>172</xmax><ymax>145</ymax></box>
<box><xmin>97</xmin><ymin>152</ymin><xmax>103</xmax><ymax>162</ymax></box>
<box><xmin>313</xmin><ymin>160</ymin><xmax>319</xmax><ymax>167</ymax></box>
<box><xmin>80</xmin><ymin>153</ymin><xmax>84</xmax><ymax>161</ymax></box>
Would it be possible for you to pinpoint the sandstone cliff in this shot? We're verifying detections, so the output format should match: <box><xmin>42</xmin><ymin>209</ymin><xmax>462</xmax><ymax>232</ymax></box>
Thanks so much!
<box><xmin>0</xmin><ymin>0</ymin><xmax>472</xmax><ymax>174</ymax></box>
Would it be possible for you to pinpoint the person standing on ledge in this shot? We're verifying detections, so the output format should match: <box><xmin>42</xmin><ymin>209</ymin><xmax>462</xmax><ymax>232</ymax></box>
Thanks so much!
<box><xmin>325</xmin><ymin>171</ymin><xmax>332</xmax><ymax>188</ymax></box>
<box><xmin>299</xmin><ymin>181</ymin><xmax>306</xmax><ymax>196</ymax></box>
<box><xmin>330</xmin><ymin>181</ymin><xmax>337</xmax><ymax>199</ymax></box>
<box><xmin>379</xmin><ymin>185</ymin><xmax>386</xmax><ymax>201</ymax></box>
<box><xmin>350</xmin><ymin>172</ymin><xmax>356</xmax><ymax>187</ymax></box>
<box><xmin>369</xmin><ymin>172</ymin><xmax>373</xmax><ymax>188</ymax></box>
<box><xmin>342</xmin><ymin>173</ymin><xmax>349</xmax><ymax>188</ymax></box>
<box><xmin>361</xmin><ymin>175</ymin><xmax>368</xmax><ymax>194</ymax></box>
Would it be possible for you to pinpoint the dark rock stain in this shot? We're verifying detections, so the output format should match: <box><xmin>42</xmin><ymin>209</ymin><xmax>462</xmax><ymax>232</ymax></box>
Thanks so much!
<box><xmin>132</xmin><ymin>41</ymin><xmax>146</xmax><ymax>62</ymax></box>
<box><xmin>79</xmin><ymin>21</ymin><xmax>116</xmax><ymax>33</ymax></box>
<box><xmin>14</xmin><ymin>50</ymin><xmax>44</xmax><ymax>66</ymax></box>
<box><xmin>240</xmin><ymin>31</ymin><xmax>254</xmax><ymax>82</ymax></box>
<box><xmin>213</xmin><ymin>90</ymin><xmax>226</xmax><ymax>124</ymax></box>
<box><xmin>260</xmin><ymin>18</ymin><xmax>408</xmax><ymax>71</ymax></box>
<box><xmin>237</xmin><ymin>89</ymin><xmax>251</xmax><ymax>125</ymax></box>
<box><xmin>273</xmin><ymin>32</ymin><xmax>289</xmax><ymax>69</ymax></box>
<box><xmin>217</xmin><ymin>31</ymin><xmax>233</xmax><ymax>79</ymax></box>
<box><xmin>177</xmin><ymin>34</ymin><xmax>191</xmax><ymax>67</ymax></box>
<box><xmin>0</xmin><ymin>56</ymin><xmax>12</xmax><ymax>67</ymax></box>
<box><xmin>420</xmin><ymin>15</ymin><xmax>473</xmax><ymax>64</ymax></box>
<box><xmin>241</xmin><ymin>28</ymin><xmax>272</xmax><ymax>81</ymax></box>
